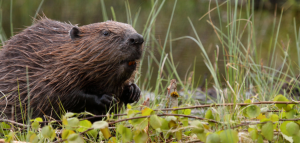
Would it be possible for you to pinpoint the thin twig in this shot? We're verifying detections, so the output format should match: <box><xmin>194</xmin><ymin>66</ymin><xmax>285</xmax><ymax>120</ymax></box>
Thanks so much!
<box><xmin>0</xmin><ymin>119</ymin><xmax>29</xmax><ymax>127</ymax></box>
<box><xmin>157</xmin><ymin>101</ymin><xmax>300</xmax><ymax>111</ymax></box>
<box><xmin>109</xmin><ymin>113</ymin><xmax>220</xmax><ymax>125</ymax></box>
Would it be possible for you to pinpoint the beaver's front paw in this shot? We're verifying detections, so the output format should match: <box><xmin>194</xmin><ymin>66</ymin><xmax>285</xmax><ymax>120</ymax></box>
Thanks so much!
<box><xmin>96</xmin><ymin>94</ymin><xmax>118</xmax><ymax>108</ymax></box>
<box><xmin>121</xmin><ymin>83</ymin><xmax>141</xmax><ymax>104</ymax></box>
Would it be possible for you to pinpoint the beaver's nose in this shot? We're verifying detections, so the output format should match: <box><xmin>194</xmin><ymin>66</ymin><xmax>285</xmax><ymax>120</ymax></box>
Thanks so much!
<box><xmin>128</xmin><ymin>33</ymin><xmax>144</xmax><ymax>45</ymax></box>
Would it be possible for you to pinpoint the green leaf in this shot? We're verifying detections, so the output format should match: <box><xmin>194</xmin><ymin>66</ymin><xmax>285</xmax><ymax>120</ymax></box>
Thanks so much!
<box><xmin>108</xmin><ymin>137</ymin><xmax>117</xmax><ymax>143</ymax></box>
<box><xmin>286</xmin><ymin>110</ymin><xmax>296</xmax><ymax>119</ymax></box>
<box><xmin>190</xmin><ymin>120</ymin><xmax>204</xmax><ymax>133</ymax></box>
<box><xmin>273</xmin><ymin>94</ymin><xmax>289</xmax><ymax>109</ymax></box>
<box><xmin>270</xmin><ymin>114</ymin><xmax>279</xmax><ymax>122</ymax></box>
<box><xmin>286</xmin><ymin>122</ymin><xmax>300</xmax><ymax>136</ymax></box>
<box><xmin>244</xmin><ymin>99</ymin><xmax>251</xmax><ymax>103</ymax></box>
<box><xmin>293</xmin><ymin>131</ymin><xmax>300</xmax><ymax>143</ymax></box>
<box><xmin>77</xmin><ymin>120</ymin><xmax>92</xmax><ymax>132</ymax></box>
<box><xmin>67</xmin><ymin>133</ymin><xmax>84</xmax><ymax>143</ymax></box>
<box><xmin>280</xmin><ymin>121</ymin><xmax>292</xmax><ymax>136</ymax></box>
<box><xmin>149</xmin><ymin>115</ymin><xmax>162</xmax><ymax>129</ymax></box>
<box><xmin>66</xmin><ymin>117</ymin><xmax>80</xmax><ymax>130</ymax></box>
<box><xmin>0</xmin><ymin>122</ymin><xmax>10</xmax><ymax>135</ymax></box>
<box><xmin>31</xmin><ymin>121</ymin><xmax>40</xmax><ymax>131</ymax></box>
<box><xmin>261</xmin><ymin>122</ymin><xmax>273</xmax><ymax>141</ymax></box>
<box><xmin>205</xmin><ymin>109</ymin><xmax>214</xmax><ymax>120</ymax></box>
<box><xmin>206</xmin><ymin>133</ymin><xmax>221</xmax><ymax>143</ymax></box>
<box><xmin>180</xmin><ymin>117</ymin><xmax>189</xmax><ymax>127</ymax></box>
<box><xmin>41</xmin><ymin>126</ymin><xmax>56</xmax><ymax>141</ymax></box>
<box><xmin>257</xmin><ymin>134</ymin><xmax>264</xmax><ymax>143</ymax></box>
<box><xmin>92</xmin><ymin>121</ymin><xmax>108</xmax><ymax>130</ymax></box>
<box><xmin>62</xmin><ymin>129</ymin><xmax>75</xmax><ymax>140</ymax></box>
<box><xmin>219</xmin><ymin>129</ymin><xmax>238</xmax><ymax>143</ymax></box>
<box><xmin>175</xmin><ymin>129</ymin><xmax>182</xmax><ymax>140</ymax></box>
<box><xmin>133</xmin><ymin>130</ymin><xmax>148</xmax><ymax>143</ymax></box>
<box><xmin>26</xmin><ymin>131</ymin><xmax>38</xmax><ymax>143</ymax></box>
<box><xmin>159</xmin><ymin>117</ymin><xmax>170</xmax><ymax>130</ymax></box>
<box><xmin>282</xmin><ymin>133</ymin><xmax>293</xmax><ymax>143</ymax></box>
<box><xmin>5</xmin><ymin>131</ymin><xmax>14</xmax><ymax>143</ymax></box>
<box><xmin>116</xmin><ymin>124</ymin><xmax>132</xmax><ymax>142</ymax></box>
<box><xmin>248</xmin><ymin>128</ymin><xmax>258</xmax><ymax>140</ymax></box>
<box><xmin>65</xmin><ymin>112</ymin><xmax>76</xmax><ymax>118</ymax></box>
<box><xmin>246</xmin><ymin>105</ymin><xmax>261</xmax><ymax>118</ymax></box>
<box><xmin>183</xmin><ymin>109</ymin><xmax>191</xmax><ymax>115</ymax></box>
<box><xmin>34</xmin><ymin>117</ymin><xmax>43</xmax><ymax>122</ymax></box>
<box><xmin>141</xmin><ymin>107</ymin><xmax>154</xmax><ymax>116</ymax></box>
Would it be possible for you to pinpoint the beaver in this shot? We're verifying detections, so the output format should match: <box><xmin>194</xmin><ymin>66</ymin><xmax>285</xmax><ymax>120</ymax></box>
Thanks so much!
<box><xmin>0</xmin><ymin>17</ymin><xmax>143</xmax><ymax>122</ymax></box>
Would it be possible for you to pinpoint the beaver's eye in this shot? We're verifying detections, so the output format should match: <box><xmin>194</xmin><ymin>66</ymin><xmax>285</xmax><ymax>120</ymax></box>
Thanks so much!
<box><xmin>103</xmin><ymin>31</ymin><xmax>110</xmax><ymax>36</ymax></box>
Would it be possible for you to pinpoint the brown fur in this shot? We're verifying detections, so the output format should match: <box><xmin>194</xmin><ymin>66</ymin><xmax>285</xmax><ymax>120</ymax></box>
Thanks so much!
<box><xmin>0</xmin><ymin>17</ymin><xmax>143</xmax><ymax>122</ymax></box>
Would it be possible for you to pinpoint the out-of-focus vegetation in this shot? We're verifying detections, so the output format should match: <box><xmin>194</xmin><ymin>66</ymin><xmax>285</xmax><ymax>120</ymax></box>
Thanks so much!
<box><xmin>2</xmin><ymin>0</ymin><xmax>300</xmax><ymax>89</ymax></box>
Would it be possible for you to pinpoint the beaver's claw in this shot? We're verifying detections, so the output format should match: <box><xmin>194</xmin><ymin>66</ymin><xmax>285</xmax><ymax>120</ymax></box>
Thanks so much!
<box><xmin>121</xmin><ymin>83</ymin><xmax>141</xmax><ymax>104</ymax></box>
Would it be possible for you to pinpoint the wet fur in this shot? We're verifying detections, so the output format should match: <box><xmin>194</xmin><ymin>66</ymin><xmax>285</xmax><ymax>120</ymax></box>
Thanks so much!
<box><xmin>0</xmin><ymin>17</ymin><xmax>142</xmax><ymax>122</ymax></box>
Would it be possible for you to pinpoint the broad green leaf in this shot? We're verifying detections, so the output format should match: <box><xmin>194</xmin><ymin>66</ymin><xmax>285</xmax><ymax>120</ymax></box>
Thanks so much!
<box><xmin>67</xmin><ymin>133</ymin><xmax>84</xmax><ymax>143</ymax></box>
<box><xmin>149</xmin><ymin>115</ymin><xmax>161</xmax><ymax>129</ymax></box>
<box><xmin>159</xmin><ymin>117</ymin><xmax>170</xmax><ymax>130</ymax></box>
<box><xmin>190</xmin><ymin>120</ymin><xmax>204</xmax><ymax>133</ymax></box>
<box><xmin>270</xmin><ymin>114</ymin><xmax>279</xmax><ymax>122</ymax></box>
<box><xmin>66</xmin><ymin>117</ymin><xmax>80</xmax><ymax>130</ymax></box>
<box><xmin>286</xmin><ymin>110</ymin><xmax>296</xmax><ymax>119</ymax></box>
<box><xmin>92</xmin><ymin>121</ymin><xmax>108</xmax><ymax>129</ymax></box>
<box><xmin>273</xmin><ymin>94</ymin><xmax>289</xmax><ymax>109</ymax></box>
<box><xmin>116</xmin><ymin>124</ymin><xmax>132</xmax><ymax>142</ymax></box>
<box><xmin>62</xmin><ymin>129</ymin><xmax>75</xmax><ymax>140</ymax></box>
<box><xmin>257</xmin><ymin>114</ymin><xmax>266</xmax><ymax>120</ymax></box>
<box><xmin>165</xmin><ymin>116</ymin><xmax>177</xmax><ymax>122</ymax></box>
<box><xmin>26</xmin><ymin>131</ymin><xmax>38</xmax><ymax>143</ymax></box>
<box><xmin>0</xmin><ymin>122</ymin><xmax>10</xmax><ymax>135</ymax></box>
<box><xmin>219</xmin><ymin>129</ymin><xmax>238</xmax><ymax>143</ymax></box>
<box><xmin>261</xmin><ymin>122</ymin><xmax>273</xmax><ymax>141</ymax></box>
<box><xmin>184</xmin><ymin>109</ymin><xmax>191</xmax><ymax>115</ymax></box>
<box><xmin>31</xmin><ymin>121</ymin><xmax>40</xmax><ymax>131</ymax></box>
<box><xmin>205</xmin><ymin>109</ymin><xmax>214</xmax><ymax>120</ymax></box>
<box><xmin>280</xmin><ymin>121</ymin><xmax>292</xmax><ymax>136</ymax></box>
<box><xmin>5</xmin><ymin>131</ymin><xmax>14</xmax><ymax>143</ymax></box>
<box><xmin>127</xmin><ymin>104</ymin><xmax>132</xmax><ymax>109</ymax></box>
<box><xmin>246</xmin><ymin>105</ymin><xmax>261</xmax><ymax>118</ymax></box>
<box><xmin>133</xmin><ymin>130</ymin><xmax>148</xmax><ymax>143</ymax></box>
<box><xmin>34</xmin><ymin>117</ymin><xmax>43</xmax><ymax>122</ymax></box>
<box><xmin>206</xmin><ymin>133</ymin><xmax>221</xmax><ymax>143</ymax></box>
<box><xmin>180</xmin><ymin>117</ymin><xmax>189</xmax><ymax>127</ymax></box>
<box><xmin>248</xmin><ymin>128</ymin><xmax>258</xmax><ymax>140</ymax></box>
<box><xmin>286</xmin><ymin>122</ymin><xmax>300</xmax><ymax>136</ymax></box>
<box><xmin>175</xmin><ymin>130</ymin><xmax>182</xmax><ymax>140</ymax></box>
<box><xmin>142</xmin><ymin>107</ymin><xmax>154</xmax><ymax>116</ymax></box>
<box><xmin>196</xmin><ymin>132</ymin><xmax>206</xmax><ymax>142</ymax></box>
<box><xmin>41</xmin><ymin>126</ymin><xmax>56</xmax><ymax>141</ymax></box>
<box><xmin>65</xmin><ymin>112</ymin><xmax>75</xmax><ymax>118</ymax></box>
<box><xmin>77</xmin><ymin>120</ymin><xmax>92</xmax><ymax>132</ymax></box>
<box><xmin>168</xmin><ymin>120</ymin><xmax>177</xmax><ymax>129</ymax></box>
<box><xmin>244</xmin><ymin>99</ymin><xmax>251</xmax><ymax>103</ymax></box>
<box><xmin>281</xmin><ymin>132</ymin><xmax>293</xmax><ymax>143</ymax></box>
<box><xmin>108</xmin><ymin>137</ymin><xmax>117</xmax><ymax>143</ymax></box>
<box><xmin>293</xmin><ymin>131</ymin><xmax>300</xmax><ymax>143</ymax></box>
<box><xmin>257</xmin><ymin>134</ymin><xmax>264</xmax><ymax>143</ymax></box>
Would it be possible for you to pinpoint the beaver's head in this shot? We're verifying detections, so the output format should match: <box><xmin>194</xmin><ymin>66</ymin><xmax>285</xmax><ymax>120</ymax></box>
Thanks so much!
<box><xmin>61</xmin><ymin>21</ymin><xmax>143</xmax><ymax>92</ymax></box>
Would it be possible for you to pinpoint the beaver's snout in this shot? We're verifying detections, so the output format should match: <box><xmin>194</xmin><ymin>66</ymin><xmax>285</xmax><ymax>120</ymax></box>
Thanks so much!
<box><xmin>128</xmin><ymin>33</ymin><xmax>144</xmax><ymax>45</ymax></box>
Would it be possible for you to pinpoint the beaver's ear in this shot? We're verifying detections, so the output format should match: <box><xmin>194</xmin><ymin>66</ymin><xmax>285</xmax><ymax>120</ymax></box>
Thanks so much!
<box><xmin>70</xmin><ymin>27</ymin><xmax>80</xmax><ymax>40</ymax></box>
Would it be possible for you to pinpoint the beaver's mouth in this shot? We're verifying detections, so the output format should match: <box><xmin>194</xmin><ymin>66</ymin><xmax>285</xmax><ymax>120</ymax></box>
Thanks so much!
<box><xmin>121</xmin><ymin>59</ymin><xmax>137</xmax><ymax>67</ymax></box>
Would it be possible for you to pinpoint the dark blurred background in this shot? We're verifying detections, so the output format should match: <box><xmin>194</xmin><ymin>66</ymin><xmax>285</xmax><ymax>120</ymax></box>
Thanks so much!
<box><xmin>1</xmin><ymin>0</ymin><xmax>300</xmax><ymax>89</ymax></box>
